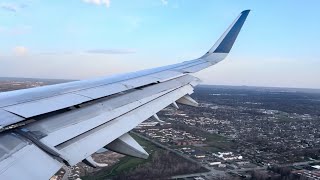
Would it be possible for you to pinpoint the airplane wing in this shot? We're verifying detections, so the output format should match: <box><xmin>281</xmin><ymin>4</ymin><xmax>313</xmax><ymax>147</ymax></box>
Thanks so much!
<box><xmin>0</xmin><ymin>10</ymin><xmax>250</xmax><ymax>179</ymax></box>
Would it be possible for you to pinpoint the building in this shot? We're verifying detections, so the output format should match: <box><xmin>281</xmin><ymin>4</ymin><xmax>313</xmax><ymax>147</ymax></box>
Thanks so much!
<box><xmin>208</xmin><ymin>162</ymin><xmax>221</xmax><ymax>166</ymax></box>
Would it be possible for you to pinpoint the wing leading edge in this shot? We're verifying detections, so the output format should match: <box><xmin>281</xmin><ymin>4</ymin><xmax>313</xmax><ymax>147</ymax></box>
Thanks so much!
<box><xmin>0</xmin><ymin>10</ymin><xmax>250</xmax><ymax>179</ymax></box>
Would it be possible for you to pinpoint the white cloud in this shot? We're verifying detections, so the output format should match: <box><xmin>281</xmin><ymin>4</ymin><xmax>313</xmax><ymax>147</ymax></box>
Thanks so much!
<box><xmin>83</xmin><ymin>0</ymin><xmax>110</xmax><ymax>8</ymax></box>
<box><xmin>13</xmin><ymin>46</ymin><xmax>28</xmax><ymax>56</ymax></box>
<box><xmin>0</xmin><ymin>2</ymin><xmax>27</xmax><ymax>12</ymax></box>
<box><xmin>161</xmin><ymin>0</ymin><xmax>168</xmax><ymax>5</ymax></box>
<box><xmin>0</xmin><ymin>3</ymin><xmax>19</xmax><ymax>12</ymax></box>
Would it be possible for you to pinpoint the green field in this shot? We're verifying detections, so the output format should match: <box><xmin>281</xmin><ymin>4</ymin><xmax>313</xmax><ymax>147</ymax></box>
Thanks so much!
<box><xmin>82</xmin><ymin>133</ymin><xmax>155</xmax><ymax>180</ymax></box>
<box><xmin>171</xmin><ymin>121</ymin><xmax>235</xmax><ymax>152</ymax></box>
<box><xmin>205</xmin><ymin>133</ymin><xmax>234</xmax><ymax>152</ymax></box>
<box><xmin>82</xmin><ymin>133</ymin><xmax>207</xmax><ymax>180</ymax></box>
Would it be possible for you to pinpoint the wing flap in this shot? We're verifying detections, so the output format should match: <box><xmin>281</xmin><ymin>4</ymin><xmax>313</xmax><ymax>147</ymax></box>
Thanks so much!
<box><xmin>26</xmin><ymin>75</ymin><xmax>198</xmax><ymax>147</ymax></box>
<box><xmin>0</xmin><ymin>144</ymin><xmax>62</xmax><ymax>180</ymax></box>
<box><xmin>0</xmin><ymin>133</ymin><xmax>62</xmax><ymax>180</ymax></box>
<box><xmin>13</xmin><ymin>76</ymin><xmax>196</xmax><ymax>166</ymax></box>
<box><xmin>56</xmin><ymin>84</ymin><xmax>193</xmax><ymax>165</ymax></box>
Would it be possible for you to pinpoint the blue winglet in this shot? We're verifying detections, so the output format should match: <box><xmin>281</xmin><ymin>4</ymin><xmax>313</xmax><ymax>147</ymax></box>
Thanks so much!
<box><xmin>205</xmin><ymin>10</ymin><xmax>250</xmax><ymax>55</ymax></box>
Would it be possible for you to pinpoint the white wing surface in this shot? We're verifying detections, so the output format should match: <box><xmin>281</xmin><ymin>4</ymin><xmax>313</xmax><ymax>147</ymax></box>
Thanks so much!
<box><xmin>0</xmin><ymin>10</ymin><xmax>250</xmax><ymax>179</ymax></box>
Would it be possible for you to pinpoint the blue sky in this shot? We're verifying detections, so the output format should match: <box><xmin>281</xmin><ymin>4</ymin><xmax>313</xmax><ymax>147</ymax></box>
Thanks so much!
<box><xmin>0</xmin><ymin>0</ymin><xmax>320</xmax><ymax>89</ymax></box>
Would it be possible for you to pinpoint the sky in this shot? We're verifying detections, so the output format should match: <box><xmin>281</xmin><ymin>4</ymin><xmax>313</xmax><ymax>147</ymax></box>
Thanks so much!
<box><xmin>0</xmin><ymin>0</ymin><xmax>320</xmax><ymax>89</ymax></box>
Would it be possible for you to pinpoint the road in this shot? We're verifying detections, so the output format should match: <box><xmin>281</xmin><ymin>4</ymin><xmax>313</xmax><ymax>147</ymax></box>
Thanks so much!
<box><xmin>132</xmin><ymin>132</ymin><xmax>320</xmax><ymax>180</ymax></box>
<box><xmin>132</xmin><ymin>132</ymin><xmax>212</xmax><ymax>170</ymax></box>
<box><xmin>61</xmin><ymin>166</ymin><xmax>71</xmax><ymax>180</ymax></box>
<box><xmin>132</xmin><ymin>132</ymin><xmax>226</xmax><ymax>179</ymax></box>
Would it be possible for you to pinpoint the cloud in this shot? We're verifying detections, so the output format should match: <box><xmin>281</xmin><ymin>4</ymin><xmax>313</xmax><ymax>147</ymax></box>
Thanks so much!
<box><xmin>160</xmin><ymin>0</ymin><xmax>168</xmax><ymax>5</ymax></box>
<box><xmin>0</xmin><ymin>3</ymin><xmax>19</xmax><ymax>12</ymax></box>
<box><xmin>86</xmin><ymin>49</ymin><xmax>136</xmax><ymax>54</ymax></box>
<box><xmin>13</xmin><ymin>46</ymin><xmax>28</xmax><ymax>56</ymax></box>
<box><xmin>0</xmin><ymin>3</ymin><xmax>27</xmax><ymax>12</ymax></box>
<box><xmin>83</xmin><ymin>0</ymin><xmax>110</xmax><ymax>8</ymax></box>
